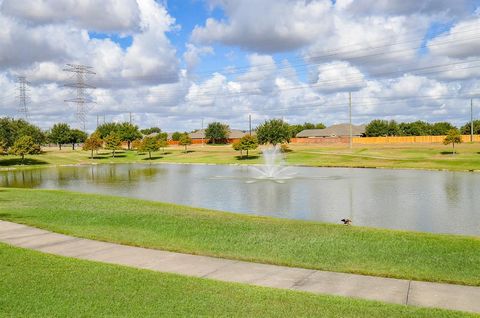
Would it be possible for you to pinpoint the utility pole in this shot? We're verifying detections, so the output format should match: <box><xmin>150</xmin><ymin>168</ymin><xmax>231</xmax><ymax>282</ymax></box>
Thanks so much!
<box><xmin>249</xmin><ymin>114</ymin><xmax>252</xmax><ymax>136</ymax></box>
<box><xmin>16</xmin><ymin>76</ymin><xmax>30</xmax><ymax>120</ymax></box>
<box><xmin>349</xmin><ymin>92</ymin><xmax>352</xmax><ymax>150</ymax></box>
<box><xmin>96</xmin><ymin>115</ymin><xmax>99</xmax><ymax>128</ymax></box>
<box><xmin>129</xmin><ymin>112</ymin><xmax>132</xmax><ymax>125</ymax></box>
<box><xmin>201</xmin><ymin>118</ymin><xmax>204</xmax><ymax>147</ymax></box>
<box><xmin>103</xmin><ymin>113</ymin><xmax>106</xmax><ymax>123</ymax></box>
<box><xmin>471</xmin><ymin>98</ymin><xmax>474</xmax><ymax>142</ymax></box>
<box><xmin>63</xmin><ymin>64</ymin><xmax>96</xmax><ymax>132</ymax></box>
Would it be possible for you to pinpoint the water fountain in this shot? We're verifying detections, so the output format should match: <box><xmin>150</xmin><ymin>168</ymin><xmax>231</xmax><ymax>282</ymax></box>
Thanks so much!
<box><xmin>249</xmin><ymin>145</ymin><xmax>295</xmax><ymax>183</ymax></box>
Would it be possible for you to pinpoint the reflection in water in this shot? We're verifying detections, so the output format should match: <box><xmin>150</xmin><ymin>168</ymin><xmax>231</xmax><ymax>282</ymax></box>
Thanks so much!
<box><xmin>0</xmin><ymin>164</ymin><xmax>479</xmax><ymax>236</ymax></box>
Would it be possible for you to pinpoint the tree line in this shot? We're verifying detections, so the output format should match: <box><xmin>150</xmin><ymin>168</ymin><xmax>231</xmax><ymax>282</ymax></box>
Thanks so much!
<box><xmin>364</xmin><ymin>119</ymin><xmax>480</xmax><ymax>137</ymax></box>
<box><xmin>1</xmin><ymin>116</ymin><xmax>477</xmax><ymax>162</ymax></box>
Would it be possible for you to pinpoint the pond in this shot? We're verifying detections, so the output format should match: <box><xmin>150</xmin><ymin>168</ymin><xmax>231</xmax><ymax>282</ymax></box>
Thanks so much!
<box><xmin>0</xmin><ymin>163</ymin><xmax>479</xmax><ymax>236</ymax></box>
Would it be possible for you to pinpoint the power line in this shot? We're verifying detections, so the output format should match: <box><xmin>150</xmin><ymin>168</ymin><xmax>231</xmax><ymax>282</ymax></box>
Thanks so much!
<box><xmin>16</xmin><ymin>76</ymin><xmax>30</xmax><ymax>120</ymax></box>
<box><xmin>63</xmin><ymin>64</ymin><xmax>96</xmax><ymax>131</ymax></box>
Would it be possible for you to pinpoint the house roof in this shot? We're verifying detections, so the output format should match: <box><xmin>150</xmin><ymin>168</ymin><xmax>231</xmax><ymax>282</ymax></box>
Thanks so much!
<box><xmin>296</xmin><ymin>124</ymin><xmax>366</xmax><ymax>138</ymax></box>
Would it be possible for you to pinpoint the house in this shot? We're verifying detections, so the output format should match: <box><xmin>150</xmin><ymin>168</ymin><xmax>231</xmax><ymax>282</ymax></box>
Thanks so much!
<box><xmin>188</xmin><ymin>129</ymin><xmax>253</xmax><ymax>141</ymax></box>
<box><xmin>296</xmin><ymin>124</ymin><xmax>366</xmax><ymax>138</ymax></box>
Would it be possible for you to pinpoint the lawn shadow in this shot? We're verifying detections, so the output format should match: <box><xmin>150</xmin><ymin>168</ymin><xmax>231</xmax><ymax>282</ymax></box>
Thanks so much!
<box><xmin>182</xmin><ymin>150</ymin><xmax>195</xmax><ymax>153</ymax></box>
<box><xmin>235</xmin><ymin>155</ymin><xmax>260</xmax><ymax>160</ymax></box>
<box><xmin>440</xmin><ymin>151</ymin><xmax>457</xmax><ymax>155</ymax></box>
<box><xmin>0</xmin><ymin>158</ymin><xmax>48</xmax><ymax>166</ymax></box>
<box><xmin>142</xmin><ymin>156</ymin><xmax>163</xmax><ymax>161</ymax></box>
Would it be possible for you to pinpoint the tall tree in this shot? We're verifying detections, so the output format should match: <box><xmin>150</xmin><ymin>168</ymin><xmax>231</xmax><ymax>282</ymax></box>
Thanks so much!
<box><xmin>118</xmin><ymin>122</ymin><xmax>142</xmax><ymax>150</ymax></box>
<box><xmin>103</xmin><ymin>133</ymin><xmax>122</xmax><ymax>158</ymax></box>
<box><xmin>365</xmin><ymin>119</ymin><xmax>399</xmax><ymax>137</ymax></box>
<box><xmin>431</xmin><ymin>122</ymin><xmax>455</xmax><ymax>135</ymax></box>
<box><xmin>171</xmin><ymin>131</ymin><xmax>182</xmax><ymax>141</ymax></box>
<box><xmin>205</xmin><ymin>122</ymin><xmax>230</xmax><ymax>144</ymax></box>
<box><xmin>399</xmin><ymin>121</ymin><xmax>431</xmax><ymax>136</ymax></box>
<box><xmin>460</xmin><ymin>120</ymin><xmax>480</xmax><ymax>135</ymax></box>
<box><xmin>48</xmin><ymin>123</ymin><xmax>71</xmax><ymax>150</ymax></box>
<box><xmin>443</xmin><ymin>129</ymin><xmax>462</xmax><ymax>155</ymax></box>
<box><xmin>69</xmin><ymin>129</ymin><xmax>87</xmax><ymax>150</ymax></box>
<box><xmin>178</xmin><ymin>133</ymin><xmax>192</xmax><ymax>152</ymax></box>
<box><xmin>0</xmin><ymin>118</ymin><xmax>46</xmax><ymax>149</ymax></box>
<box><xmin>95</xmin><ymin>122</ymin><xmax>120</xmax><ymax>139</ymax></box>
<box><xmin>140</xmin><ymin>127</ymin><xmax>161</xmax><ymax>135</ymax></box>
<box><xmin>256</xmin><ymin>119</ymin><xmax>291</xmax><ymax>145</ymax></box>
<box><xmin>9</xmin><ymin>135</ymin><xmax>41</xmax><ymax>163</ymax></box>
<box><xmin>83</xmin><ymin>133</ymin><xmax>103</xmax><ymax>159</ymax></box>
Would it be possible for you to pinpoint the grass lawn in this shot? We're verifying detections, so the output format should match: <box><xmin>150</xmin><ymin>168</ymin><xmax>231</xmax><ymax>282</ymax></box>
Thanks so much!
<box><xmin>0</xmin><ymin>243</ymin><xmax>473</xmax><ymax>317</ymax></box>
<box><xmin>1</xmin><ymin>188</ymin><xmax>478</xmax><ymax>286</ymax></box>
<box><xmin>1</xmin><ymin>142</ymin><xmax>480</xmax><ymax>171</ymax></box>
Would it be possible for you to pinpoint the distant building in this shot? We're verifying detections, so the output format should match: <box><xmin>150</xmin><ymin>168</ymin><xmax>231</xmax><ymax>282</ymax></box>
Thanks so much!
<box><xmin>143</xmin><ymin>132</ymin><xmax>174</xmax><ymax>140</ymax></box>
<box><xmin>188</xmin><ymin>129</ymin><xmax>253</xmax><ymax>140</ymax></box>
<box><xmin>296</xmin><ymin>124</ymin><xmax>366</xmax><ymax>138</ymax></box>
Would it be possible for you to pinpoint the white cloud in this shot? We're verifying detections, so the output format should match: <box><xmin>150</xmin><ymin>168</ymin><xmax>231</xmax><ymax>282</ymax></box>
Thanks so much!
<box><xmin>311</xmin><ymin>61</ymin><xmax>366</xmax><ymax>93</ymax></box>
<box><xmin>192</xmin><ymin>0</ymin><xmax>333</xmax><ymax>53</ymax></box>
<box><xmin>0</xmin><ymin>0</ymin><xmax>141</xmax><ymax>33</ymax></box>
<box><xmin>337</xmin><ymin>0</ymin><xmax>476</xmax><ymax>17</ymax></box>
<box><xmin>427</xmin><ymin>18</ymin><xmax>480</xmax><ymax>59</ymax></box>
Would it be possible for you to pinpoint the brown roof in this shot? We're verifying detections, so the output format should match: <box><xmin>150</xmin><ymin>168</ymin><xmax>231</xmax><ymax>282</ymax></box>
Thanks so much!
<box><xmin>296</xmin><ymin>124</ymin><xmax>366</xmax><ymax>138</ymax></box>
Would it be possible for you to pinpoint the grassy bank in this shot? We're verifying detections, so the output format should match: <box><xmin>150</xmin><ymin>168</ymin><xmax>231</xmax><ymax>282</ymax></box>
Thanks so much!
<box><xmin>1</xmin><ymin>142</ymin><xmax>480</xmax><ymax>171</ymax></box>
<box><xmin>1</xmin><ymin>188</ymin><xmax>478</xmax><ymax>286</ymax></box>
<box><xmin>0</xmin><ymin>244</ymin><xmax>472</xmax><ymax>317</ymax></box>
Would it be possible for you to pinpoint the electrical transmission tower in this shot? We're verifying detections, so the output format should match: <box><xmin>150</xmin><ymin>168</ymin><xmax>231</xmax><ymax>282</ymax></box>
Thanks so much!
<box><xmin>16</xmin><ymin>76</ymin><xmax>30</xmax><ymax>120</ymax></box>
<box><xmin>63</xmin><ymin>64</ymin><xmax>96</xmax><ymax>131</ymax></box>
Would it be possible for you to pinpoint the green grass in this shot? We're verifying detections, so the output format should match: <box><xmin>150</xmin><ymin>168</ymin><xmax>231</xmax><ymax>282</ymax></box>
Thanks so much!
<box><xmin>1</xmin><ymin>243</ymin><xmax>473</xmax><ymax>317</ymax></box>
<box><xmin>2</xmin><ymin>142</ymin><xmax>480</xmax><ymax>171</ymax></box>
<box><xmin>1</xmin><ymin>188</ymin><xmax>479</xmax><ymax>286</ymax></box>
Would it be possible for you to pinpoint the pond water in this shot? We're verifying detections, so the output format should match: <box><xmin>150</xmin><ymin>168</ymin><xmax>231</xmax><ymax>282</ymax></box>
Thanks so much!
<box><xmin>1</xmin><ymin>163</ymin><xmax>479</xmax><ymax>236</ymax></box>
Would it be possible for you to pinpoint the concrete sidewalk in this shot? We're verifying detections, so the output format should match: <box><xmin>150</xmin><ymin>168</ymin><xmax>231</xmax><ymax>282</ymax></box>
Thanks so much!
<box><xmin>0</xmin><ymin>220</ymin><xmax>479</xmax><ymax>314</ymax></box>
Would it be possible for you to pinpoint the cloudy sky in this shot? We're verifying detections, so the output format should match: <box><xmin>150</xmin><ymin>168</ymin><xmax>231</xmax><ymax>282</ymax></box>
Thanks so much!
<box><xmin>0</xmin><ymin>0</ymin><xmax>480</xmax><ymax>132</ymax></box>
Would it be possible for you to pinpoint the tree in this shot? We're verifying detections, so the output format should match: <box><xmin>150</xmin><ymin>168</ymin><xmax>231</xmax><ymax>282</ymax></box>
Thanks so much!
<box><xmin>48</xmin><ymin>123</ymin><xmax>71</xmax><ymax>150</ymax></box>
<box><xmin>178</xmin><ymin>133</ymin><xmax>192</xmax><ymax>152</ymax></box>
<box><xmin>118</xmin><ymin>122</ymin><xmax>142</xmax><ymax>150</ymax></box>
<box><xmin>69</xmin><ymin>129</ymin><xmax>87</xmax><ymax>150</ymax></box>
<box><xmin>140</xmin><ymin>127</ymin><xmax>161</xmax><ymax>135</ymax></box>
<box><xmin>443</xmin><ymin>129</ymin><xmax>462</xmax><ymax>155</ymax></box>
<box><xmin>157</xmin><ymin>138</ymin><xmax>169</xmax><ymax>154</ymax></box>
<box><xmin>365</xmin><ymin>119</ymin><xmax>399</xmax><ymax>137</ymax></box>
<box><xmin>315</xmin><ymin>123</ymin><xmax>326</xmax><ymax>129</ymax></box>
<box><xmin>0</xmin><ymin>118</ymin><xmax>46</xmax><ymax>149</ymax></box>
<box><xmin>399</xmin><ymin>121</ymin><xmax>431</xmax><ymax>136</ymax></box>
<box><xmin>205</xmin><ymin>122</ymin><xmax>230</xmax><ymax>144</ymax></box>
<box><xmin>233</xmin><ymin>135</ymin><xmax>258</xmax><ymax>158</ymax></box>
<box><xmin>171</xmin><ymin>131</ymin><xmax>182</xmax><ymax>141</ymax></box>
<box><xmin>431</xmin><ymin>122</ymin><xmax>455</xmax><ymax>136</ymax></box>
<box><xmin>303</xmin><ymin>122</ymin><xmax>315</xmax><ymax>129</ymax></box>
<box><xmin>0</xmin><ymin>138</ymin><xmax>7</xmax><ymax>155</ymax></box>
<box><xmin>9</xmin><ymin>135</ymin><xmax>41</xmax><ymax>163</ymax></box>
<box><xmin>139</xmin><ymin>136</ymin><xmax>160</xmax><ymax>160</ymax></box>
<box><xmin>95</xmin><ymin>122</ymin><xmax>119</xmax><ymax>139</ymax></box>
<box><xmin>103</xmin><ymin>133</ymin><xmax>122</xmax><ymax>158</ymax></box>
<box><xmin>232</xmin><ymin>140</ymin><xmax>243</xmax><ymax>157</ymax></box>
<box><xmin>131</xmin><ymin>139</ymin><xmax>142</xmax><ymax>150</ymax></box>
<box><xmin>256</xmin><ymin>119</ymin><xmax>291</xmax><ymax>145</ymax></box>
<box><xmin>460</xmin><ymin>120</ymin><xmax>480</xmax><ymax>135</ymax></box>
<box><xmin>83</xmin><ymin>133</ymin><xmax>103</xmax><ymax>159</ymax></box>
<box><xmin>289</xmin><ymin>124</ymin><xmax>304</xmax><ymax>138</ymax></box>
